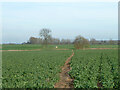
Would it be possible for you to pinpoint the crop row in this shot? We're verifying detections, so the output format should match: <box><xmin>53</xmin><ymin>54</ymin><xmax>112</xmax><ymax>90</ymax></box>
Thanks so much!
<box><xmin>2</xmin><ymin>50</ymin><xmax>72</xmax><ymax>88</ymax></box>
<box><xmin>69</xmin><ymin>49</ymin><xmax>119</xmax><ymax>88</ymax></box>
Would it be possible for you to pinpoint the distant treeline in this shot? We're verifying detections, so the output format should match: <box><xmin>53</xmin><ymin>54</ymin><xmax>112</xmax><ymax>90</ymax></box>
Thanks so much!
<box><xmin>3</xmin><ymin>28</ymin><xmax>119</xmax><ymax>46</ymax></box>
<box><xmin>23</xmin><ymin>37</ymin><xmax>118</xmax><ymax>45</ymax></box>
<box><xmin>26</xmin><ymin>37</ymin><xmax>72</xmax><ymax>45</ymax></box>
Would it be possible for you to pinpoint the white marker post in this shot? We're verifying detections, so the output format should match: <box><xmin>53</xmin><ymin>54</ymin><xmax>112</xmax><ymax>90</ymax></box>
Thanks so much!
<box><xmin>56</xmin><ymin>46</ymin><xmax>58</xmax><ymax>49</ymax></box>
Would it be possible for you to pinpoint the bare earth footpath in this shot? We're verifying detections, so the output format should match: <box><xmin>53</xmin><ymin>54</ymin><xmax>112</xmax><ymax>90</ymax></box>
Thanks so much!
<box><xmin>54</xmin><ymin>50</ymin><xmax>74</xmax><ymax>88</ymax></box>
<box><xmin>0</xmin><ymin>48</ymin><xmax>118</xmax><ymax>52</ymax></box>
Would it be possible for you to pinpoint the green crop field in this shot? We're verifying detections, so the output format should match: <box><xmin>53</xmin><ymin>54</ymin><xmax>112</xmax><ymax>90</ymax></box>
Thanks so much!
<box><xmin>1</xmin><ymin>44</ymin><xmax>118</xmax><ymax>50</ymax></box>
<box><xmin>1</xmin><ymin>44</ymin><xmax>119</xmax><ymax>88</ymax></box>
<box><xmin>1</xmin><ymin>1</ymin><xmax>119</xmax><ymax>88</ymax></box>
<box><xmin>2</xmin><ymin>44</ymin><xmax>74</xmax><ymax>50</ymax></box>
<box><xmin>0</xmin><ymin>44</ymin><xmax>2</xmax><ymax>50</ymax></box>
<box><xmin>2</xmin><ymin>50</ymin><xmax>72</xmax><ymax>88</ymax></box>
<box><xmin>69</xmin><ymin>49</ymin><xmax>119</xmax><ymax>88</ymax></box>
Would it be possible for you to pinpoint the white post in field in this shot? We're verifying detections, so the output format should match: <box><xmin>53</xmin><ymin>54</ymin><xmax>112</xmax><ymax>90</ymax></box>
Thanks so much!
<box><xmin>56</xmin><ymin>46</ymin><xmax>58</xmax><ymax>49</ymax></box>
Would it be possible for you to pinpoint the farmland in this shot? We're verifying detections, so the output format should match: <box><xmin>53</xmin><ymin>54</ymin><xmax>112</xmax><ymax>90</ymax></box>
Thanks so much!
<box><xmin>2</xmin><ymin>50</ymin><xmax>72</xmax><ymax>88</ymax></box>
<box><xmin>69</xmin><ymin>49</ymin><xmax>119</xmax><ymax>88</ymax></box>
<box><xmin>1</xmin><ymin>44</ymin><xmax>119</xmax><ymax>88</ymax></box>
<box><xmin>1</xmin><ymin>1</ymin><xmax>119</xmax><ymax>88</ymax></box>
<box><xmin>1</xmin><ymin>44</ymin><xmax>118</xmax><ymax>50</ymax></box>
<box><xmin>1</xmin><ymin>44</ymin><xmax>74</xmax><ymax>50</ymax></box>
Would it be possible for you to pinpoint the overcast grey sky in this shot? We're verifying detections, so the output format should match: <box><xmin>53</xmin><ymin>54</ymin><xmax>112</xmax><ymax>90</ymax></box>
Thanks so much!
<box><xmin>2</xmin><ymin>2</ymin><xmax>118</xmax><ymax>43</ymax></box>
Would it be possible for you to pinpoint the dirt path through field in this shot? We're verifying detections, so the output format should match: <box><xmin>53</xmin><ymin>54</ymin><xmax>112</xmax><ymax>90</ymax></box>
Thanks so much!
<box><xmin>54</xmin><ymin>50</ymin><xmax>74</xmax><ymax>88</ymax></box>
<box><xmin>87</xmin><ymin>48</ymin><xmax>118</xmax><ymax>50</ymax></box>
<box><xmin>0</xmin><ymin>48</ymin><xmax>118</xmax><ymax>52</ymax></box>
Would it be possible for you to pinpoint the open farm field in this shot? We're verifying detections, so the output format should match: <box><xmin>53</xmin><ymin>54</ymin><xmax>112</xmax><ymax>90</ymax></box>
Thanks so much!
<box><xmin>1</xmin><ymin>44</ymin><xmax>118</xmax><ymax>50</ymax></box>
<box><xmin>69</xmin><ymin>49</ymin><xmax>119</xmax><ymax>88</ymax></box>
<box><xmin>0</xmin><ymin>45</ymin><xmax>2</xmax><ymax>50</ymax></box>
<box><xmin>1</xmin><ymin>1</ymin><xmax>119</xmax><ymax>88</ymax></box>
<box><xmin>2</xmin><ymin>50</ymin><xmax>72</xmax><ymax>88</ymax></box>
<box><xmin>2</xmin><ymin>47</ymin><xmax>119</xmax><ymax>88</ymax></box>
<box><xmin>1</xmin><ymin>44</ymin><xmax>74</xmax><ymax>50</ymax></box>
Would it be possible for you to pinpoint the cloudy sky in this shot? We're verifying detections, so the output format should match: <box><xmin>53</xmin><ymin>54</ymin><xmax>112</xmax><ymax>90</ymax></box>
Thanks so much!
<box><xmin>1</xmin><ymin>1</ymin><xmax>118</xmax><ymax>43</ymax></box>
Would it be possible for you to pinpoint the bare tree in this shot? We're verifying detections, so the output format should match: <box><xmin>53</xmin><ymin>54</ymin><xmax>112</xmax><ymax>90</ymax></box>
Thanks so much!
<box><xmin>109</xmin><ymin>39</ymin><xmax>114</xmax><ymax>45</ymax></box>
<box><xmin>29</xmin><ymin>37</ymin><xmax>37</xmax><ymax>44</ymax></box>
<box><xmin>61</xmin><ymin>39</ymin><xmax>66</xmax><ymax>44</ymax></box>
<box><xmin>52</xmin><ymin>38</ymin><xmax>60</xmax><ymax>45</ymax></box>
<box><xmin>66</xmin><ymin>39</ymin><xmax>71</xmax><ymax>44</ymax></box>
<box><xmin>60</xmin><ymin>39</ymin><xmax>71</xmax><ymax>44</ymax></box>
<box><xmin>90</xmin><ymin>38</ymin><xmax>97</xmax><ymax>45</ymax></box>
<box><xmin>74</xmin><ymin>35</ymin><xmax>90</xmax><ymax>49</ymax></box>
<box><xmin>39</xmin><ymin>28</ymin><xmax>51</xmax><ymax>46</ymax></box>
<box><xmin>37</xmin><ymin>38</ymin><xmax>43</xmax><ymax>44</ymax></box>
<box><xmin>29</xmin><ymin>37</ymin><xmax>43</xmax><ymax>44</ymax></box>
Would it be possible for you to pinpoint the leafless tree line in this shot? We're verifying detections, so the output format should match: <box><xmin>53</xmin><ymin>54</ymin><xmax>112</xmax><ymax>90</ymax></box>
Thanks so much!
<box><xmin>28</xmin><ymin>37</ymin><xmax>72</xmax><ymax>45</ymax></box>
<box><xmin>28</xmin><ymin>37</ymin><xmax>118</xmax><ymax>45</ymax></box>
<box><xmin>24</xmin><ymin>28</ymin><xmax>118</xmax><ymax>49</ymax></box>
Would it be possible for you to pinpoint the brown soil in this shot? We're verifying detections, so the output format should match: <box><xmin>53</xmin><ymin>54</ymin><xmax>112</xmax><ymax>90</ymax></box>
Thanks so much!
<box><xmin>0</xmin><ymin>48</ymin><xmax>118</xmax><ymax>52</ymax></box>
<box><xmin>54</xmin><ymin>50</ymin><xmax>74</xmax><ymax>88</ymax></box>
<box><xmin>97</xmin><ymin>81</ymin><xmax>103</xmax><ymax>88</ymax></box>
<box><xmin>85</xmin><ymin>48</ymin><xmax>118</xmax><ymax>50</ymax></box>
